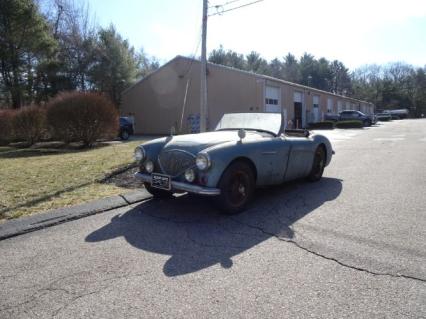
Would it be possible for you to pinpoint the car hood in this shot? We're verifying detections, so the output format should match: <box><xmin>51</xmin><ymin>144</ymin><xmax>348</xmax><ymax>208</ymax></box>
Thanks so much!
<box><xmin>161</xmin><ymin>130</ymin><xmax>264</xmax><ymax>154</ymax></box>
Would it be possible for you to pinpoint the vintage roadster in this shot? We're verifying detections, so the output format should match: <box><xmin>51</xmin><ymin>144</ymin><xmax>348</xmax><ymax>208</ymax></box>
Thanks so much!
<box><xmin>134</xmin><ymin>113</ymin><xmax>334</xmax><ymax>214</ymax></box>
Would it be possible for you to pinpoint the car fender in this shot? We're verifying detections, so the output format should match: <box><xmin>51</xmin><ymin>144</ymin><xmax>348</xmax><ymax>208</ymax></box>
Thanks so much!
<box><xmin>139</xmin><ymin>137</ymin><xmax>168</xmax><ymax>160</ymax></box>
<box><xmin>311</xmin><ymin>134</ymin><xmax>333</xmax><ymax>166</ymax></box>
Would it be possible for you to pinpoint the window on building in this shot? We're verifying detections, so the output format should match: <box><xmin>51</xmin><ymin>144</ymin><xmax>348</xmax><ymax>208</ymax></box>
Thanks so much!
<box><xmin>265</xmin><ymin>98</ymin><xmax>278</xmax><ymax>105</ymax></box>
<box><xmin>313</xmin><ymin>95</ymin><xmax>320</xmax><ymax>108</ymax></box>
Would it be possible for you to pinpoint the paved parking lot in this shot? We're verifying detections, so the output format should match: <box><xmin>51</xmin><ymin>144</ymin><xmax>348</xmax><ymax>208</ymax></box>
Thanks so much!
<box><xmin>1</xmin><ymin>120</ymin><xmax>425</xmax><ymax>318</ymax></box>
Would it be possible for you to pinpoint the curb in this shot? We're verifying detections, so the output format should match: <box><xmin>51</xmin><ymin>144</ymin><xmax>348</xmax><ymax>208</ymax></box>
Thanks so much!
<box><xmin>0</xmin><ymin>190</ymin><xmax>152</xmax><ymax>241</ymax></box>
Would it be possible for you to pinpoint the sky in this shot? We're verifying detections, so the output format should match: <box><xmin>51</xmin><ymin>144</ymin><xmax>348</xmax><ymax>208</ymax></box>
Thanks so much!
<box><xmin>78</xmin><ymin>0</ymin><xmax>426</xmax><ymax>70</ymax></box>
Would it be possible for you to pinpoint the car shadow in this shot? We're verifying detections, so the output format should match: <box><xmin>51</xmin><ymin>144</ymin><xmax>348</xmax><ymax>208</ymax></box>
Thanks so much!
<box><xmin>86</xmin><ymin>177</ymin><xmax>342</xmax><ymax>277</ymax></box>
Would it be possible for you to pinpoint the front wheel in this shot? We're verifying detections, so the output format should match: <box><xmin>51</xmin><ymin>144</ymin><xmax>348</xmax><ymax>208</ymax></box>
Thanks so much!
<box><xmin>144</xmin><ymin>183</ymin><xmax>173</xmax><ymax>199</ymax></box>
<box><xmin>307</xmin><ymin>146</ymin><xmax>326</xmax><ymax>182</ymax></box>
<box><xmin>120</xmin><ymin>130</ymin><xmax>130</xmax><ymax>140</ymax></box>
<box><xmin>216</xmin><ymin>161</ymin><xmax>255</xmax><ymax>214</ymax></box>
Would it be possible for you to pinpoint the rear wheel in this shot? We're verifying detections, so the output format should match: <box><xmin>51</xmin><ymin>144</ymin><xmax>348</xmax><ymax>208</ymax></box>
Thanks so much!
<box><xmin>216</xmin><ymin>161</ymin><xmax>255</xmax><ymax>214</ymax></box>
<box><xmin>144</xmin><ymin>183</ymin><xmax>173</xmax><ymax>199</ymax></box>
<box><xmin>307</xmin><ymin>146</ymin><xmax>326</xmax><ymax>182</ymax></box>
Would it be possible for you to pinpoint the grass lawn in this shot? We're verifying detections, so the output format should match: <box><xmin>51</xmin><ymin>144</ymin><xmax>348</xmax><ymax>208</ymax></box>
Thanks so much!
<box><xmin>0</xmin><ymin>140</ymin><xmax>148</xmax><ymax>220</ymax></box>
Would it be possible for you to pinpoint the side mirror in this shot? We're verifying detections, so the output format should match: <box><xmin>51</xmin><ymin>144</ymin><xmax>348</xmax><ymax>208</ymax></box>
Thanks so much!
<box><xmin>238</xmin><ymin>128</ymin><xmax>246</xmax><ymax>140</ymax></box>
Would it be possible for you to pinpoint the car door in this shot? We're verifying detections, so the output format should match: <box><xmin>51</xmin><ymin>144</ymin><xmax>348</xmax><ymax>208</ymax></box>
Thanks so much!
<box><xmin>283</xmin><ymin>137</ymin><xmax>315</xmax><ymax>182</ymax></box>
<box><xmin>251</xmin><ymin>136</ymin><xmax>291</xmax><ymax>186</ymax></box>
<box><xmin>340</xmin><ymin>111</ymin><xmax>352</xmax><ymax>121</ymax></box>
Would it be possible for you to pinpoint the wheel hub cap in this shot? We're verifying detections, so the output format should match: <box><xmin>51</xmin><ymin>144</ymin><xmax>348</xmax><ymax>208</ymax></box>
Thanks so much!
<box><xmin>238</xmin><ymin>184</ymin><xmax>246</xmax><ymax>196</ymax></box>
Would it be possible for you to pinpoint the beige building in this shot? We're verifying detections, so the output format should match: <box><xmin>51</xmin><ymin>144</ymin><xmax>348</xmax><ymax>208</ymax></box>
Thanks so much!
<box><xmin>121</xmin><ymin>56</ymin><xmax>374</xmax><ymax>135</ymax></box>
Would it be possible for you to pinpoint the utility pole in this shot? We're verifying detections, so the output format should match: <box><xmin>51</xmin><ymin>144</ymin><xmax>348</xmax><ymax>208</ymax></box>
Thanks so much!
<box><xmin>200</xmin><ymin>0</ymin><xmax>208</xmax><ymax>132</ymax></box>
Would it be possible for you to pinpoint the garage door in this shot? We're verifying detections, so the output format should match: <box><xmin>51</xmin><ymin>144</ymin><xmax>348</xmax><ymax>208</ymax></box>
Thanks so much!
<box><xmin>338</xmin><ymin>101</ymin><xmax>343</xmax><ymax>113</ymax></box>
<box><xmin>265</xmin><ymin>86</ymin><xmax>281</xmax><ymax>113</ymax></box>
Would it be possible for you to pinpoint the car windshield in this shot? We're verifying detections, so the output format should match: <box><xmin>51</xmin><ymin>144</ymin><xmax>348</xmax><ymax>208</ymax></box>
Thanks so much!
<box><xmin>215</xmin><ymin>113</ymin><xmax>282</xmax><ymax>136</ymax></box>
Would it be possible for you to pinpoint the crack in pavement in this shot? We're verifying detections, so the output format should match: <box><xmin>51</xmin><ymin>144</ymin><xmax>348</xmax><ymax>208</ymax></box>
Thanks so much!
<box><xmin>1</xmin><ymin>270</ymin><xmax>133</xmax><ymax>318</ymax></box>
<box><xmin>118</xmin><ymin>194</ymin><xmax>131</xmax><ymax>205</ymax></box>
<box><xmin>229</xmin><ymin>217</ymin><xmax>426</xmax><ymax>284</ymax></box>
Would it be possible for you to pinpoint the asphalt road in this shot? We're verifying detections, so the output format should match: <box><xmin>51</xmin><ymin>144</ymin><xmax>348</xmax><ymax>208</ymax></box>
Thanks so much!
<box><xmin>1</xmin><ymin>120</ymin><xmax>425</xmax><ymax>318</ymax></box>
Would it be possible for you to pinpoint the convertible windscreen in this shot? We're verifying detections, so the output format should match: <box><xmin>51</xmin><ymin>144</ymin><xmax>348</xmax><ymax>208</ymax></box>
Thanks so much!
<box><xmin>215</xmin><ymin>113</ymin><xmax>282</xmax><ymax>135</ymax></box>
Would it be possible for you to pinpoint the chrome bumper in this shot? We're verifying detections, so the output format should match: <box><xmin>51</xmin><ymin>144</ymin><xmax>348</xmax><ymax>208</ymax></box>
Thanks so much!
<box><xmin>135</xmin><ymin>172</ymin><xmax>221</xmax><ymax>196</ymax></box>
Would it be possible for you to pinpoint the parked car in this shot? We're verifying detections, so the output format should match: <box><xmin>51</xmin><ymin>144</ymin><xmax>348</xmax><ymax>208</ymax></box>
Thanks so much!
<box><xmin>375</xmin><ymin>113</ymin><xmax>392</xmax><ymax>121</ymax></box>
<box><xmin>324</xmin><ymin>113</ymin><xmax>339</xmax><ymax>122</ymax></box>
<box><xmin>134</xmin><ymin>113</ymin><xmax>334</xmax><ymax>214</ymax></box>
<box><xmin>383</xmin><ymin>109</ymin><xmax>409</xmax><ymax>119</ymax></box>
<box><xmin>119</xmin><ymin>117</ymin><xmax>134</xmax><ymax>140</ymax></box>
<box><xmin>339</xmin><ymin>110</ymin><xmax>374</xmax><ymax>126</ymax></box>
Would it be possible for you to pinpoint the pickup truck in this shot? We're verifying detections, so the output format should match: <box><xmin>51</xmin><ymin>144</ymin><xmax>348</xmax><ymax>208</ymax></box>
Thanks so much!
<box><xmin>338</xmin><ymin>110</ymin><xmax>375</xmax><ymax>126</ymax></box>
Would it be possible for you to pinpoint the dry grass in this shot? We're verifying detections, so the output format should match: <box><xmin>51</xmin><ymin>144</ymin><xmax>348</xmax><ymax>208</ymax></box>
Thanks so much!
<box><xmin>0</xmin><ymin>140</ymin><xmax>147</xmax><ymax>220</ymax></box>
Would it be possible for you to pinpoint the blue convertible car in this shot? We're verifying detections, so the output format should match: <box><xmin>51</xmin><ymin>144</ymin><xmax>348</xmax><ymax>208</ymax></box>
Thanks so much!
<box><xmin>134</xmin><ymin>113</ymin><xmax>334</xmax><ymax>214</ymax></box>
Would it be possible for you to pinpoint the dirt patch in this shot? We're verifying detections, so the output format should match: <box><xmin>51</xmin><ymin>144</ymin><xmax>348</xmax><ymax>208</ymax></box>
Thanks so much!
<box><xmin>101</xmin><ymin>166</ymin><xmax>144</xmax><ymax>189</ymax></box>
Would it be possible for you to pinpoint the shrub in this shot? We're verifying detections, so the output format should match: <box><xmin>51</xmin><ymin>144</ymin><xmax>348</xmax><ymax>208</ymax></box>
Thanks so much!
<box><xmin>47</xmin><ymin>92</ymin><xmax>119</xmax><ymax>147</ymax></box>
<box><xmin>12</xmin><ymin>106</ymin><xmax>46</xmax><ymax>145</ymax></box>
<box><xmin>0</xmin><ymin>110</ymin><xmax>15</xmax><ymax>145</ymax></box>
<box><xmin>335</xmin><ymin>120</ymin><xmax>364</xmax><ymax>129</ymax></box>
<box><xmin>308</xmin><ymin>121</ymin><xmax>335</xmax><ymax>130</ymax></box>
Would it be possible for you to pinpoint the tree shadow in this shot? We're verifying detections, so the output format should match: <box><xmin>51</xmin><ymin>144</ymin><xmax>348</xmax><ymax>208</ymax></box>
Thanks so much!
<box><xmin>0</xmin><ymin>181</ymin><xmax>93</xmax><ymax>217</ymax></box>
<box><xmin>86</xmin><ymin>177</ymin><xmax>342</xmax><ymax>277</ymax></box>
<box><xmin>0</xmin><ymin>143</ymin><xmax>110</xmax><ymax>159</ymax></box>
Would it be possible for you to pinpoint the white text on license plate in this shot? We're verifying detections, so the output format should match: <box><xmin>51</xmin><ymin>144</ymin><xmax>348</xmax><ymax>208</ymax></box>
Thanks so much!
<box><xmin>151</xmin><ymin>173</ymin><xmax>171</xmax><ymax>190</ymax></box>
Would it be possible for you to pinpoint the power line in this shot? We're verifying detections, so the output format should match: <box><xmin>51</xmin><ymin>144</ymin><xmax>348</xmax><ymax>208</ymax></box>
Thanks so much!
<box><xmin>208</xmin><ymin>0</ymin><xmax>264</xmax><ymax>16</ymax></box>
<box><xmin>208</xmin><ymin>0</ymin><xmax>242</xmax><ymax>9</ymax></box>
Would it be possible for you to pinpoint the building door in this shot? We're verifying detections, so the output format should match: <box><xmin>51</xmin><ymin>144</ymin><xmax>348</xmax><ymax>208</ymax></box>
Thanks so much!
<box><xmin>265</xmin><ymin>86</ymin><xmax>281</xmax><ymax>113</ymax></box>
<box><xmin>313</xmin><ymin>95</ymin><xmax>320</xmax><ymax>123</ymax></box>
<box><xmin>327</xmin><ymin>98</ymin><xmax>333</xmax><ymax>113</ymax></box>
<box><xmin>293</xmin><ymin>91</ymin><xmax>303</xmax><ymax>128</ymax></box>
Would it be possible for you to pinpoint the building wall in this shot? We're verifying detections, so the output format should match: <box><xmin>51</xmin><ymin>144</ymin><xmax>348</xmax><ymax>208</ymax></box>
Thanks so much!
<box><xmin>206</xmin><ymin>63</ymin><xmax>263</xmax><ymax>130</ymax></box>
<box><xmin>121</xmin><ymin>56</ymin><xmax>375</xmax><ymax>134</ymax></box>
<box><xmin>121</xmin><ymin>58</ymin><xmax>189</xmax><ymax>135</ymax></box>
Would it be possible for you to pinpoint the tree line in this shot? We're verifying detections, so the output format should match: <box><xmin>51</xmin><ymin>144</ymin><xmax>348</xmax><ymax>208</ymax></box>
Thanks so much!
<box><xmin>208</xmin><ymin>46</ymin><xmax>426</xmax><ymax>117</ymax></box>
<box><xmin>0</xmin><ymin>0</ymin><xmax>158</xmax><ymax>109</ymax></box>
<box><xmin>2</xmin><ymin>0</ymin><xmax>425</xmax><ymax>117</ymax></box>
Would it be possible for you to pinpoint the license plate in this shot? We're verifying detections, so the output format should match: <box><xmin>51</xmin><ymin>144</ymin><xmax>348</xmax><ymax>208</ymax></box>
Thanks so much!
<box><xmin>151</xmin><ymin>173</ymin><xmax>171</xmax><ymax>190</ymax></box>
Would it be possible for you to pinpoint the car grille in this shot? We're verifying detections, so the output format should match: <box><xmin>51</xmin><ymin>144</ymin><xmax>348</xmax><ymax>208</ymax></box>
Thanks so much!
<box><xmin>158</xmin><ymin>149</ymin><xmax>195</xmax><ymax>177</ymax></box>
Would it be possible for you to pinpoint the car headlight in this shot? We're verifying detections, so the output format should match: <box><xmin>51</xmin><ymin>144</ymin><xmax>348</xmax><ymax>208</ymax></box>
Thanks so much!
<box><xmin>134</xmin><ymin>146</ymin><xmax>145</xmax><ymax>162</ymax></box>
<box><xmin>144</xmin><ymin>160</ymin><xmax>154</xmax><ymax>173</ymax></box>
<box><xmin>184</xmin><ymin>168</ymin><xmax>195</xmax><ymax>182</ymax></box>
<box><xmin>196</xmin><ymin>153</ymin><xmax>211</xmax><ymax>171</ymax></box>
